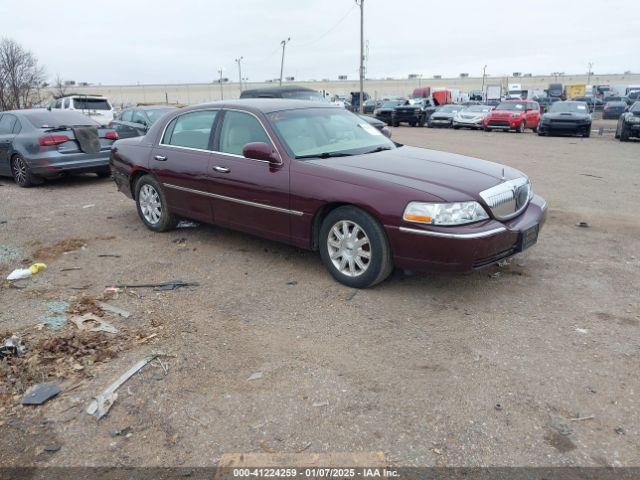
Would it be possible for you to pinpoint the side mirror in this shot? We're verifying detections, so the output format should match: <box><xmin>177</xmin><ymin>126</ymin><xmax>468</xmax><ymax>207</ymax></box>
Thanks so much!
<box><xmin>381</xmin><ymin>127</ymin><xmax>392</xmax><ymax>139</ymax></box>
<box><xmin>243</xmin><ymin>142</ymin><xmax>278</xmax><ymax>163</ymax></box>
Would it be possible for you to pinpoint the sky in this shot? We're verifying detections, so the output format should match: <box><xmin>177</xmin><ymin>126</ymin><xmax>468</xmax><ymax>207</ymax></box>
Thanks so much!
<box><xmin>2</xmin><ymin>0</ymin><xmax>639</xmax><ymax>86</ymax></box>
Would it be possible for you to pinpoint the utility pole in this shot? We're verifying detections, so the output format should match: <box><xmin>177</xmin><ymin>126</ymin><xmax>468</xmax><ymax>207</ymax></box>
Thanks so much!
<box><xmin>481</xmin><ymin>65</ymin><xmax>487</xmax><ymax>99</ymax></box>
<box><xmin>218</xmin><ymin>68</ymin><xmax>224</xmax><ymax>100</ymax></box>
<box><xmin>587</xmin><ymin>62</ymin><xmax>593</xmax><ymax>85</ymax></box>
<box><xmin>356</xmin><ymin>0</ymin><xmax>365</xmax><ymax>113</ymax></box>
<box><xmin>235</xmin><ymin>57</ymin><xmax>244</xmax><ymax>92</ymax></box>
<box><xmin>279</xmin><ymin>37</ymin><xmax>290</xmax><ymax>87</ymax></box>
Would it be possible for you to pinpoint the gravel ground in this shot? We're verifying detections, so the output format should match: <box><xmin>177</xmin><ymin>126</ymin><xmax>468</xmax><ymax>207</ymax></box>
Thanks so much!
<box><xmin>0</xmin><ymin>121</ymin><xmax>638</xmax><ymax>468</ymax></box>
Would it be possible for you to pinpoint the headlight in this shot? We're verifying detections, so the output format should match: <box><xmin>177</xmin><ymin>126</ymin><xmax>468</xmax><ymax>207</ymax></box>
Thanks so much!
<box><xmin>403</xmin><ymin>201</ymin><xmax>489</xmax><ymax>226</ymax></box>
<box><xmin>373</xmin><ymin>109</ymin><xmax>379</xmax><ymax>115</ymax></box>
<box><xmin>629</xmin><ymin>116</ymin><xmax>640</xmax><ymax>124</ymax></box>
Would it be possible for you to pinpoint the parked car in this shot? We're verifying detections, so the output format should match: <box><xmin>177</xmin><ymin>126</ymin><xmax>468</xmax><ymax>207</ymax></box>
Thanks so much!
<box><xmin>427</xmin><ymin>104</ymin><xmax>465</xmax><ymax>128</ymax></box>
<box><xmin>362</xmin><ymin>99</ymin><xmax>379</xmax><ymax>114</ymax></box>
<box><xmin>49</xmin><ymin>94</ymin><xmax>115</xmax><ymax>125</ymax></box>
<box><xmin>615</xmin><ymin>101</ymin><xmax>640</xmax><ymax>141</ymax></box>
<box><xmin>374</xmin><ymin>100</ymin><xmax>405</xmax><ymax>124</ymax></box>
<box><xmin>483</xmin><ymin>100</ymin><xmax>541</xmax><ymax>133</ymax></box>
<box><xmin>452</xmin><ymin>104</ymin><xmax>494</xmax><ymax>130</ymax></box>
<box><xmin>110</xmin><ymin>105</ymin><xmax>178</xmax><ymax>139</ymax></box>
<box><xmin>537</xmin><ymin>101</ymin><xmax>592</xmax><ymax>137</ymax></box>
<box><xmin>603</xmin><ymin>95</ymin><xmax>632</xmax><ymax>106</ymax></box>
<box><xmin>357</xmin><ymin>114</ymin><xmax>391</xmax><ymax>137</ymax></box>
<box><xmin>535</xmin><ymin>96</ymin><xmax>561</xmax><ymax>113</ymax></box>
<box><xmin>109</xmin><ymin>99</ymin><xmax>546</xmax><ymax>288</ymax></box>
<box><xmin>573</xmin><ymin>96</ymin><xmax>603</xmax><ymax>112</ymax></box>
<box><xmin>0</xmin><ymin>109</ymin><xmax>118</xmax><ymax>187</ymax></box>
<box><xmin>391</xmin><ymin>98</ymin><xmax>434</xmax><ymax>127</ymax></box>
<box><xmin>602</xmin><ymin>101</ymin><xmax>627</xmax><ymax>120</ymax></box>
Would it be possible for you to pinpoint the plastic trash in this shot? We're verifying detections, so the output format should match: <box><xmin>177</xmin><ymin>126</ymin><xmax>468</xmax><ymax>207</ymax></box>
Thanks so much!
<box><xmin>6</xmin><ymin>262</ymin><xmax>47</xmax><ymax>281</ymax></box>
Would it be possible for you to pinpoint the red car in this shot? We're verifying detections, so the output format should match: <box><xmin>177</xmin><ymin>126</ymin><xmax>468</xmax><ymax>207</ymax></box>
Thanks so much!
<box><xmin>483</xmin><ymin>100</ymin><xmax>541</xmax><ymax>133</ymax></box>
<box><xmin>110</xmin><ymin>100</ymin><xmax>546</xmax><ymax>288</ymax></box>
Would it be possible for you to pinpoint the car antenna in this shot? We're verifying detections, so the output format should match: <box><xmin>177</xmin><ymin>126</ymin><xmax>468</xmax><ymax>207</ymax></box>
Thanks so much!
<box><xmin>501</xmin><ymin>168</ymin><xmax>506</xmax><ymax>181</ymax></box>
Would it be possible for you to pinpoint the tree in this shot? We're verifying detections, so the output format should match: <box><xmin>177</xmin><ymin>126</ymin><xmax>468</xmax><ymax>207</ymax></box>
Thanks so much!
<box><xmin>53</xmin><ymin>74</ymin><xmax>68</xmax><ymax>98</ymax></box>
<box><xmin>0</xmin><ymin>37</ymin><xmax>46</xmax><ymax>110</ymax></box>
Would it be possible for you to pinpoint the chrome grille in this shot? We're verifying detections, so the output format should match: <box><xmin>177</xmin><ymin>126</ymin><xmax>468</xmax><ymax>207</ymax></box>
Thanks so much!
<box><xmin>479</xmin><ymin>177</ymin><xmax>531</xmax><ymax>220</ymax></box>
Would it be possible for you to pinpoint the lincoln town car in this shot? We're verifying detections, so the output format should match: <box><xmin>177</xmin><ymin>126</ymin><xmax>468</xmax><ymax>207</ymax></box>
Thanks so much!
<box><xmin>109</xmin><ymin>100</ymin><xmax>547</xmax><ymax>288</ymax></box>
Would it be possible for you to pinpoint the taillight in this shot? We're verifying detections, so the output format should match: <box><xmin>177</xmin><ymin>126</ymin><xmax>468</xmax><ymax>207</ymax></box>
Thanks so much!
<box><xmin>39</xmin><ymin>134</ymin><xmax>69</xmax><ymax>147</ymax></box>
<box><xmin>104</xmin><ymin>131</ymin><xmax>118</xmax><ymax>140</ymax></box>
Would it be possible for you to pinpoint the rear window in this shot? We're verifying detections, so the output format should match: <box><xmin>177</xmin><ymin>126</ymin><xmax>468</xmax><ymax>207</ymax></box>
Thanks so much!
<box><xmin>23</xmin><ymin>110</ymin><xmax>100</xmax><ymax>128</ymax></box>
<box><xmin>72</xmin><ymin>98</ymin><xmax>111</xmax><ymax>110</ymax></box>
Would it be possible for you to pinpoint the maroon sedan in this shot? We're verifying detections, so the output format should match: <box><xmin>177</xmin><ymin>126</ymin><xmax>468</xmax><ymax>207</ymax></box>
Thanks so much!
<box><xmin>110</xmin><ymin>100</ymin><xmax>546</xmax><ymax>288</ymax></box>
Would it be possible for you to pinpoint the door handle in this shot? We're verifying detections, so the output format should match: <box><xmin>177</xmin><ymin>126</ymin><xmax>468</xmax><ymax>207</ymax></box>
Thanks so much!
<box><xmin>154</xmin><ymin>155</ymin><xmax>167</xmax><ymax>161</ymax></box>
<box><xmin>213</xmin><ymin>166</ymin><xmax>230</xmax><ymax>173</ymax></box>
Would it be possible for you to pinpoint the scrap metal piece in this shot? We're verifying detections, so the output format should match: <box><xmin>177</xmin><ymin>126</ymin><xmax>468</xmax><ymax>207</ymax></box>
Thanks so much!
<box><xmin>96</xmin><ymin>302</ymin><xmax>131</xmax><ymax>319</ymax></box>
<box><xmin>86</xmin><ymin>354</ymin><xmax>158</xmax><ymax>419</ymax></box>
<box><xmin>70</xmin><ymin>313</ymin><xmax>118</xmax><ymax>334</ymax></box>
<box><xmin>0</xmin><ymin>335</ymin><xmax>25</xmax><ymax>358</ymax></box>
<box><xmin>108</xmin><ymin>279</ymin><xmax>199</xmax><ymax>291</ymax></box>
<box><xmin>21</xmin><ymin>383</ymin><xmax>61</xmax><ymax>406</ymax></box>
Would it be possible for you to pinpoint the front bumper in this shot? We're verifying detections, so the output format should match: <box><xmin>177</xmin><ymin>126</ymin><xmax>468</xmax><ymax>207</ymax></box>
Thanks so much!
<box><xmin>386</xmin><ymin>195</ymin><xmax>547</xmax><ymax>272</ymax></box>
<box><xmin>484</xmin><ymin>118</ymin><xmax>520</xmax><ymax>129</ymax></box>
<box><xmin>375</xmin><ymin>112</ymin><xmax>394</xmax><ymax>122</ymax></box>
<box><xmin>394</xmin><ymin>112</ymin><xmax>421</xmax><ymax>123</ymax></box>
<box><xmin>429</xmin><ymin>117</ymin><xmax>453</xmax><ymax>126</ymax></box>
<box><xmin>28</xmin><ymin>151</ymin><xmax>110</xmax><ymax>177</ymax></box>
<box><xmin>453</xmin><ymin>118</ymin><xmax>483</xmax><ymax>128</ymax></box>
<box><xmin>538</xmin><ymin>122</ymin><xmax>591</xmax><ymax>134</ymax></box>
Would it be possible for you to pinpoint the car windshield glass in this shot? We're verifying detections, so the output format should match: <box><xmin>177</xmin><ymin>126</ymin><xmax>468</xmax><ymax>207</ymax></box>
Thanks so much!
<box><xmin>549</xmin><ymin>102</ymin><xmax>589</xmax><ymax>113</ymax></box>
<box><xmin>23</xmin><ymin>110</ymin><xmax>100</xmax><ymax>128</ymax></box>
<box><xmin>465</xmin><ymin>105</ymin><xmax>492</xmax><ymax>112</ymax></box>
<box><xmin>496</xmin><ymin>102</ymin><xmax>525</xmax><ymax>110</ymax></box>
<box><xmin>630</xmin><ymin>103</ymin><xmax>640</xmax><ymax>113</ymax></box>
<box><xmin>268</xmin><ymin>108</ymin><xmax>394</xmax><ymax>159</ymax></box>
<box><xmin>72</xmin><ymin>98</ymin><xmax>111</xmax><ymax>110</ymax></box>
<box><xmin>146</xmin><ymin>108</ymin><xmax>176</xmax><ymax>124</ymax></box>
<box><xmin>438</xmin><ymin>105</ymin><xmax>462</xmax><ymax>112</ymax></box>
<box><xmin>381</xmin><ymin>101</ymin><xmax>404</xmax><ymax>108</ymax></box>
<box><xmin>281</xmin><ymin>91</ymin><xmax>326</xmax><ymax>102</ymax></box>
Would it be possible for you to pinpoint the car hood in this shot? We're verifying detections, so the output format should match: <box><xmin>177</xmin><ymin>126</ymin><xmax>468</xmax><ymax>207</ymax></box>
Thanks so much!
<box><xmin>305</xmin><ymin>145</ymin><xmax>524</xmax><ymax>202</ymax></box>
<box><xmin>432</xmin><ymin>111</ymin><xmax>457</xmax><ymax>118</ymax></box>
<box><xmin>490</xmin><ymin>109</ymin><xmax>523</xmax><ymax>116</ymax></box>
<box><xmin>543</xmin><ymin>112</ymin><xmax>591</xmax><ymax>121</ymax></box>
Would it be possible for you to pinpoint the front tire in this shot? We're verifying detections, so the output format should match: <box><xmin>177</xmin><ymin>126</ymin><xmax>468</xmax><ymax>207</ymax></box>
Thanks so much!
<box><xmin>135</xmin><ymin>174</ymin><xmax>177</xmax><ymax>231</ymax></box>
<box><xmin>517</xmin><ymin>121</ymin><xmax>526</xmax><ymax>133</ymax></box>
<box><xmin>11</xmin><ymin>155</ymin><xmax>42</xmax><ymax>188</ymax></box>
<box><xmin>319</xmin><ymin>206</ymin><xmax>393</xmax><ymax>288</ymax></box>
<box><xmin>620</xmin><ymin>123</ymin><xmax>630</xmax><ymax>141</ymax></box>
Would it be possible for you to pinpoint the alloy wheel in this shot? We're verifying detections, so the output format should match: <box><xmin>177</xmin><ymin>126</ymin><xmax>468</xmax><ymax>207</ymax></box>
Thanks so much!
<box><xmin>12</xmin><ymin>157</ymin><xmax>28</xmax><ymax>185</ymax></box>
<box><xmin>327</xmin><ymin>220</ymin><xmax>371</xmax><ymax>277</ymax></box>
<box><xmin>139</xmin><ymin>184</ymin><xmax>162</xmax><ymax>225</ymax></box>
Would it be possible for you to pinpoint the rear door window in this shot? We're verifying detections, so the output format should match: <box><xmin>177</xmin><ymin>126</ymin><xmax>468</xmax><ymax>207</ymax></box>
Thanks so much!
<box><xmin>121</xmin><ymin>109</ymin><xmax>133</xmax><ymax>122</ymax></box>
<box><xmin>161</xmin><ymin>110</ymin><xmax>218</xmax><ymax>150</ymax></box>
<box><xmin>0</xmin><ymin>114</ymin><xmax>17</xmax><ymax>134</ymax></box>
<box><xmin>219</xmin><ymin>111</ymin><xmax>271</xmax><ymax>156</ymax></box>
<box><xmin>73</xmin><ymin>98</ymin><xmax>111</xmax><ymax>110</ymax></box>
<box><xmin>132</xmin><ymin>110</ymin><xmax>148</xmax><ymax>126</ymax></box>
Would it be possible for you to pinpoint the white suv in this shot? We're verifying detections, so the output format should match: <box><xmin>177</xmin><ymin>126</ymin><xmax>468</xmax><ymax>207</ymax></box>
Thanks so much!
<box><xmin>50</xmin><ymin>95</ymin><xmax>114</xmax><ymax>125</ymax></box>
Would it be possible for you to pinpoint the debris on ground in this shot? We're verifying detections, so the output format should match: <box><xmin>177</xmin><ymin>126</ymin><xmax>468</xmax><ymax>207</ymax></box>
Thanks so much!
<box><xmin>345</xmin><ymin>289</ymin><xmax>358</xmax><ymax>301</ymax></box>
<box><xmin>569</xmin><ymin>415</ymin><xmax>594</xmax><ymax>422</ymax></box>
<box><xmin>39</xmin><ymin>300</ymin><xmax>70</xmax><ymax>330</ymax></box>
<box><xmin>312</xmin><ymin>401</ymin><xmax>329</xmax><ymax>408</ymax></box>
<box><xmin>86</xmin><ymin>353</ymin><xmax>158</xmax><ymax>420</ymax></box>
<box><xmin>82</xmin><ymin>204</ymin><xmax>95</xmax><ymax>209</ymax></box>
<box><xmin>6</xmin><ymin>262</ymin><xmax>47</xmax><ymax>281</ymax></box>
<box><xmin>576</xmin><ymin>222</ymin><xmax>590</xmax><ymax>228</ymax></box>
<box><xmin>32</xmin><ymin>238</ymin><xmax>87</xmax><ymax>262</ymax></box>
<box><xmin>176</xmin><ymin>220</ymin><xmax>199</xmax><ymax>229</ymax></box>
<box><xmin>109</xmin><ymin>426</ymin><xmax>132</xmax><ymax>437</ymax></box>
<box><xmin>575</xmin><ymin>328</ymin><xmax>588</xmax><ymax>334</ymax></box>
<box><xmin>43</xmin><ymin>445</ymin><xmax>61</xmax><ymax>453</ymax></box>
<box><xmin>490</xmin><ymin>272</ymin><xmax>502</xmax><ymax>278</ymax></box>
<box><xmin>109</xmin><ymin>279</ymin><xmax>199</xmax><ymax>291</ymax></box>
<box><xmin>97</xmin><ymin>254</ymin><xmax>121</xmax><ymax>258</ymax></box>
<box><xmin>286</xmin><ymin>280</ymin><xmax>298</xmax><ymax>286</ymax></box>
<box><xmin>71</xmin><ymin>314</ymin><xmax>118</xmax><ymax>335</ymax></box>
<box><xmin>248</xmin><ymin>372</ymin><xmax>263</xmax><ymax>381</ymax></box>
<box><xmin>21</xmin><ymin>382</ymin><xmax>60</xmax><ymax>406</ymax></box>
<box><xmin>0</xmin><ymin>335</ymin><xmax>26</xmax><ymax>358</ymax></box>
<box><xmin>96</xmin><ymin>302</ymin><xmax>131</xmax><ymax>319</ymax></box>
<box><xmin>615</xmin><ymin>427</ymin><xmax>625</xmax><ymax>435</ymax></box>
<box><xmin>494</xmin><ymin>403</ymin><xmax>503</xmax><ymax>411</ymax></box>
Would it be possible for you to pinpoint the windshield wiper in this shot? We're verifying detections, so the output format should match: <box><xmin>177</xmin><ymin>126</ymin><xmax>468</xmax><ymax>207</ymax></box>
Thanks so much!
<box><xmin>295</xmin><ymin>152</ymin><xmax>355</xmax><ymax>159</ymax></box>
<box><xmin>363</xmin><ymin>146</ymin><xmax>392</xmax><ymax>154</ymax></box>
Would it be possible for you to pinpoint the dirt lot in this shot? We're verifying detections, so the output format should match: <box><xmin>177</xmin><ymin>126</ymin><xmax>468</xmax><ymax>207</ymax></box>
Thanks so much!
<box><xmin>0</xmin><ymin>122</ymin><xmax>638</xmax><ymax>468</ymax></box>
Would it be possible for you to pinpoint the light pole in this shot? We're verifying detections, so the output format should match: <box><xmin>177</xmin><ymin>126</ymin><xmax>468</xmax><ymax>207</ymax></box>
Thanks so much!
<box><xmin>481</xmin><ymin>64</ymin><xmax>487</xmax><ymax>99</ymax></box>
<box><xmin>587</xmin><ymin>62</ymin><xmax>593</xmax><ymax>85</ymax></box>
<box><xmin>356</xmin><ymin>0</ymin><xmax>365</xmax><ymax>113</ymax></box>
<box><xmin>235</xmin><ymin>57</ymin><xmax>244</xmax><ymax>92</ymax></box>
<box><xmin>218</xmin><ymin>68</ymin><xmax>224</xmax><ymax>100</ymax></box>
<box><xmin>279</xmin><ymin>37</ymin><xmax>290</xmax><ymax>87</ymax></box>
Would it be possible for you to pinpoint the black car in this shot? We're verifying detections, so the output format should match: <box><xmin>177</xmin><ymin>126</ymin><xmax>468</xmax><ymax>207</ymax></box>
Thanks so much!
<box><xmin>602</xmin><ymin>101</ymin><xmax>627</xmax><ymax>120</ymax></box>
<box><xmin>573</xmin><ymin>96</ymin><xmax>604</xmax><ymax>113</ymax></box>
<box><xmin>427</xmin><ymin>104</ymin><xmax>465</xmax><ymax>128</ymax></box>
<box><xmin>373</xmin><ymin>100</ymin><xmax>405</xmax><ymax>124</ymax></box>
<box><xmin>391</xmin><ymin>98</ymin><xmax>435</xmax><ymax>127</ymax></box>
<box><xmin>603</xmin><ymin>95</ymin><xmax>632</xmax><ymax>106</ymax></box>
<box><xmin>111</xmin><ymin>105</ymin><xmax>177</xmax><ymax>139</ymax></box>
<box><xmin>615</xmin><ymin>101</ymin><xmax>640</xmax><ymax>141</ymax></box>
<box><xmin>537</xmin><ymin>101</ymin><xmax>592</xmax><ymax>137</ymax></box>
<box><xmin>362</xmin><ymin>99</ymin><xmax>380</xmax><ymax>114</ymax></box>
<box><xmin>0</xmin><ymin>109</ymin><xmax>118</xmax><ymax>187</ymax></box>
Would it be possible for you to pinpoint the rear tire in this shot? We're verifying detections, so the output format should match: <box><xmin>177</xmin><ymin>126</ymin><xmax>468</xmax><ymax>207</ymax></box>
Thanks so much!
<box><xmin>11</xmin><ymin>155</ymin><xmax>42</xmax><ymax>188</ymax></box>
<box><xmin>319</xmin><ymin>206</ymin><xmax>393</xmax><ymax>289</ymax></box>
<box><xmin>620</xmin><ymin>124</ymin><xmax>630</xmax><ymax>141</ymax></box>
<box><xmin>582</xmin><ymin>127</ymin><xmax>591</xmax><ymax>138</ymax></box>
<box><xmin>134</xmin><ymin>174</ymin><xmax>178</xmax><ymax>232</ymax></box>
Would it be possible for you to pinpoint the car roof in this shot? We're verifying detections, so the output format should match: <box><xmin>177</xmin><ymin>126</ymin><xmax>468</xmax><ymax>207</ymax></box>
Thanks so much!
<box><xmin>179</xmin><ymin>99</ymin><xmax>340</xmax><ymax>114</ymax></box>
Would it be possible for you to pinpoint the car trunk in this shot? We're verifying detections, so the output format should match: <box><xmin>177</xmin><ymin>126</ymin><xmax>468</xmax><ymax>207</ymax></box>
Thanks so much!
<box><xmin>39</xmin><ymin>126</ymin><xmax>117</xmax><ymax>155</ymax></box>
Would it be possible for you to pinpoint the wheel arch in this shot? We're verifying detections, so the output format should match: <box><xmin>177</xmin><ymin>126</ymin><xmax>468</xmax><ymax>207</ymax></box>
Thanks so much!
<box><xmin>129</xmin><ymin>168</ymin><xmax>151</xmax><ymax>199</ymax></box>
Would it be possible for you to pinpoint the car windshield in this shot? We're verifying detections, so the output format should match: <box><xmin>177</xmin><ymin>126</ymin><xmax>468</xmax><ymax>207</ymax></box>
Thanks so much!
<box><xmin>146</xmin><ymin>108</ymin><xmax>177</xmax><ymax>124</ymax></box>
<box><xmin>438</xmin><ymin>105</ymin><xmax>462</xmax><ymax>113</ymax></box>
<box><xmin>465</xmin><ymin>105</ymin><xmax>492</xmax><ymax>113</ymax></box>
<box><xmin>496</xmin><ymin>102</ymin><xmax>525</xmax><ymax>110</ymax></box>
<box><xmin>268</xmin><ymin>108</ymin><xmax>394</xmax><ymax>159</ymax></box>
<box><xmin>23</xmin><ymin>110</ymin><xmax>100</xmax><ymax>128</ymax></box>
<box><xmin>630</xmin><ymin>102</ymin><xmax>640</xmax><ymax>113</ymax></box>
<box><xmin>281</xmin><ymin>90</ymin><xmax>326</xmax><ymax>102</ymax></box>
<box><xmin>72</xmin><ymin>98</ymin><xmax>111</xmax><ymax>110</ymax></box>
<box><xmin>381</xmin><ymin>100</ymin><xmax>404</xmax><ymax>108</ymax></box>
<box><xmin>549</xmin><ymin>102</ymin><xmax>589</xmax><ymax>113</ymax></box>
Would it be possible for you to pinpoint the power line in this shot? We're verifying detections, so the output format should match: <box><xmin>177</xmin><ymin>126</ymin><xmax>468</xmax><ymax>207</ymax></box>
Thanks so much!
<box><xmin>294</xmin><ymin>4</ymin><xmax>356</xmax><ymax>47</ymax></box>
